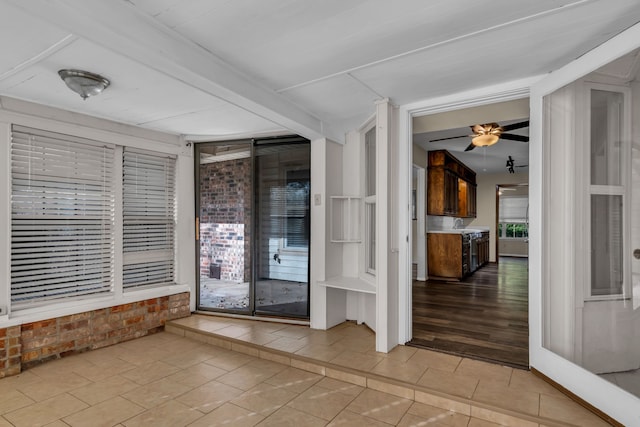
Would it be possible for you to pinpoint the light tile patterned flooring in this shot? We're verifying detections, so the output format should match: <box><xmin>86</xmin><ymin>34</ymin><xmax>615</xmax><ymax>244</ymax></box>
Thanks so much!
<box><xmin>0</xmin><ymin>314</ymin><xmax>611</xmax><ymax>427</ymax></box>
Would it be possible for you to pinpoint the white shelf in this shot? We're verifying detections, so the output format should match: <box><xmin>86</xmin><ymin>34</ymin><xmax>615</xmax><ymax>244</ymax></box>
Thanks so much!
<box><xmin>318</xmin><ymin>276</ymin><xmax>376</xmax><ymax>294</ymax></box>
<box><xmin>330</xmin><ymin>196</ymin><xmax>361</xmax><ymax>242</ymax></box>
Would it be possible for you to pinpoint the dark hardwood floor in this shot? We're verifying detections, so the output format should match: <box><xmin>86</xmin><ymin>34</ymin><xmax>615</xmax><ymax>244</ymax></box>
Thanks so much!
<box><xmin>410</xmin><ymin>257</ymin><xmax>529</xmax><ymax>369</ymax></box>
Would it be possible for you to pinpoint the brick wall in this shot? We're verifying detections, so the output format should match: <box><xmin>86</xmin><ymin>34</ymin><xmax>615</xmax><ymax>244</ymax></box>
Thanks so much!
<box><xmin>199</xmin><ymin>158</ymin><xmax>252</xmax><ymax>282</ymax></box>
<box><xmin>0</xmin><ymin>292</ymin><xmax>190</xmax><ymax>378</ymax></box>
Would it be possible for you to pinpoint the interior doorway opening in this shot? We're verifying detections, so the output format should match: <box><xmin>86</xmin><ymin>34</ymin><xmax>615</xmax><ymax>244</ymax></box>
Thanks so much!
<box><xmin>409</xmin><ymin>99</ymin><xmax>530</xmax><ymax>368</ymax></box>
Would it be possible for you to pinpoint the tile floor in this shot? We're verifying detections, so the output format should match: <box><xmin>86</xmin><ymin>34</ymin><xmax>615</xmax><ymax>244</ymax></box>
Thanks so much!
<box><xmin>166</xmin><ymin>314</ymin><xmax>613</xmax><ymax>427</ymax></box>
<box><xmin>0</xmin><ymin>314</ymin><xmax>612</xmax><ymax>426</ymax></box>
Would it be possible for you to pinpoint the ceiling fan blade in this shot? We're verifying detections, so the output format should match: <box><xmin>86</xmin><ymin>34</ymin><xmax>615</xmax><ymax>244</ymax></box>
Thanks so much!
<box><xmin>429</xmin><ymin>135</ymin><xmax>468</xmax><ymax>142</ymax></box>
<box><xmin>501</xmin><ymin>120</ymin><xmax>529</xmax><ymax>132</ymax></box>
<box><xmin>500</xmin><ymin>133</ymin><xmax>529</xmax><ymax>142</ymax></box>
<box><xmin>464</xmin><ymin>142</ymin><xmax>476</xmax><ymax>152</ymax></box>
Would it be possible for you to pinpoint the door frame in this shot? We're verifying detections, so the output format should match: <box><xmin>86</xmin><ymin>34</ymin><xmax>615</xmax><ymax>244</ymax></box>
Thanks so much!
<box><xmin>194</xmin><ymin>137</ymin><xmax>312</xmax><ymax>320</ymax></box>
<box><xmin>397</xmin><ymin>77</ymin><xmax>537</xmax><ymax>345</ymax></box>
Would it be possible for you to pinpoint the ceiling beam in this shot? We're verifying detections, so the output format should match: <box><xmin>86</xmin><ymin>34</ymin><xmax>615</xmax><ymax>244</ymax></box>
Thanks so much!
<box><xmin>8</xmin><ymin>0</ymin><xmax>342</xmax><ymax>142</ymax></box>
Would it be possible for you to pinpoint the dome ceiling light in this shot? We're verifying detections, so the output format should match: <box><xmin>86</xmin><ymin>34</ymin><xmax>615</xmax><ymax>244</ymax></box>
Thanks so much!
<box><xmin>58</xmin><ymin>69</ymin><xmax>110</xmax><ymax>100</ymax></box>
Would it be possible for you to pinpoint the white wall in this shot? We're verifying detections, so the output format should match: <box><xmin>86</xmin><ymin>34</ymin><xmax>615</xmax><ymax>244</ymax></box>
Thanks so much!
<box><xmin>472</xmin><ymin>171</ymin><xmax>529</xmax><ymax>262</ymax></box>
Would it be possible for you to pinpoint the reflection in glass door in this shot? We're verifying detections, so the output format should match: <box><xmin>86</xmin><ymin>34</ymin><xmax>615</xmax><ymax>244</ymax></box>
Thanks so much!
<box><xmin>196</xmin><ymin>142</ymin><xmax>253</xmax><ymax>313</ymax></box>
<box><xmin>195</xmin><ymin>138</ymin><xmax>310</xmax><ymax>319</ymax></box>
<box><xmin>255</xmin><ymin>143</ymin><xmax>310</xmax><ymax>317</ymax></box>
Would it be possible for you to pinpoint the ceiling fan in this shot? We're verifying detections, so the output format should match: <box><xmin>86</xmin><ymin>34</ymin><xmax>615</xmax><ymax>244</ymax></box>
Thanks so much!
<box><xmin>430</xmin><ymin>120</ymin><xmax>529</xmax><ymax>152</ymax></box>
<box><xmin>506</xmin><ymin>155</ymin><xmax>528</xmax><ymax>173</ymax></box>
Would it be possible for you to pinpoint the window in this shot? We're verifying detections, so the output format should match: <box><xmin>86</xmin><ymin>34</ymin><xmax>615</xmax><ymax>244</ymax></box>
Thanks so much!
<box><xmin>364</xmin><ymin>127</ymin><xmax>376</xmax><ymax>274</ymax></box>
<box><xmin>587</xmin><ymin>88</ymin><xmax>627</xmax><ymax>298</ymax></box>
<box><xmin>10</xmin><ymin>126</ymin><xmax>176</xmax><ymax>310</ymax></box>
<box><xmin>123</xmin><ymin>148</ymin><xmax>176</xmax><ymax>290</ymax></box>
<box><xmin>498</xmin><ymin>195</ymin><xmax>528</xmax><ymax>239</ymax></box>
<box><xmin>10</xmin><ymin>126</ymin><xmax>116</xmax><ymax>306</ymax></box>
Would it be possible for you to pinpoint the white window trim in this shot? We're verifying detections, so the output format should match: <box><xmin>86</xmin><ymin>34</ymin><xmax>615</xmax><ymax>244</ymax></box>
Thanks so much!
<box><xmin>0</xmin><ymin>115</ymin><xmax>189</xmax><ymax>327</ymax></box>
<box><xmin>582</xmin><ymin>82</ymin><xmax>632</xmax><ymax>301</ymax></box>
<box><xmin>362</xmin><ymin>123</ymin><xmax>376</xmax><ymax>278</ymax></box>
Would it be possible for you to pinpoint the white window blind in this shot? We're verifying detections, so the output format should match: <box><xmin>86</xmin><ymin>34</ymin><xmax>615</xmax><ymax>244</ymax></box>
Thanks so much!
<box><xmin>499</xmin><ymin>196</ymin><xmax>529</xmax><ymax>223</ymax></box>
<box><xmin>123</xmin><ymin>148</ymin><xmax>176</xmax><ymax>290</ymax></box>
<box><xmin>11</xmin><ymin>125</ymin><xmax>116</xmax><ymax>306</ymax></box>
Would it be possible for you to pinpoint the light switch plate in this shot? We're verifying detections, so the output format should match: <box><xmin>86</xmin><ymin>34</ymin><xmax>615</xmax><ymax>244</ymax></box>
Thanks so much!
<box><xmin>314</xmin><ymin>194</ymin><xmax>321</xmax><ymax>206</ymax></box>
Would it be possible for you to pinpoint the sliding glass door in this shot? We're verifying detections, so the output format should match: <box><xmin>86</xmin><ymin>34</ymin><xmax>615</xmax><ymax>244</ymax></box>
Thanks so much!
<box><xmin>195</xmin><ymin>137</ymin><xmax>310</xmax><ymax>319</ymax></box>
<box><xmin>196</xmin><ymin>141</ymin><xmax>253</xmax><ymax>313</ymax></box>
<box><xmin>254</xmin><ymin>142</ymin><xmax>310</xmax><ymax>317</ymax></box>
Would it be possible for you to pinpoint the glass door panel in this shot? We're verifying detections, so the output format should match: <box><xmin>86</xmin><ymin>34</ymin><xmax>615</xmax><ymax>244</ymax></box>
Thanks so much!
<box><xmin>254</xmin><ymin>143</ymin><xmax>310</xmax><ymax>318</ymax></box>
<box><xmin>196</xmin><ymin>142</ymin><xmax>253</xmax><ymax>313</ymax></box>
<box><xmin>533</xmin><ymin>40</ymin><xmax>640</xmax><ymax>424</ymax></box>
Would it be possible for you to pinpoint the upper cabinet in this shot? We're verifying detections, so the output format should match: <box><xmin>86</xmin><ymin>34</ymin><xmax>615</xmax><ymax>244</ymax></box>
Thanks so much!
<box><xmin>427</xmin><ymin>150</ymin><xmax>477</xmax><ymax>217</ymax></box>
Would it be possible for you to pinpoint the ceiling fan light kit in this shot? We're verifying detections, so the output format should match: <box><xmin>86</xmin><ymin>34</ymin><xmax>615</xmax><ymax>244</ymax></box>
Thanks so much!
<box><xmin>58</xmin><ymin>69</ymin><xmax>110</xmax><ymax>100</ymax></box>
<box><xmin>429</xmin><ymin>120</ymin><xmax>529</xmax><ymax>153</ymax></box>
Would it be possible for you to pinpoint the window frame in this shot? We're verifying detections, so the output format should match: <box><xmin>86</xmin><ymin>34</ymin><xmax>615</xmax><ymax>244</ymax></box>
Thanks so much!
<box><xmin>10</xmin><ymin>126</ymin><xmax>118</xmax><ymax>309</ymax></box>
<box><xmin>122</xmin><ymin>147</ymin><xmax>177</xmax><ymax>291</ymax></box>
<box><xmin>0</xmin><ymin>116</ymin><xmax>185</xmax><ymax>323</ymax></box>
<box><xmin>363</xmin><ymin>125</ymin><xmax>376</xmax><ymax>276</ymax></box>
<box><xmin>583</xmin><ymin>83</ymin><xmax>632</xmax><ymax>301</ymax></box>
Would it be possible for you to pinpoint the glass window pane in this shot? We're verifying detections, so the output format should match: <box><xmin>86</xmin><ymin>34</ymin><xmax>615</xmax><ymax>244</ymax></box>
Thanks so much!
<box><xmin>366</xmin><ymin>203</ymin><xmax>376</xmax><ymax>272</ymax></box>
<box><xmin>591</xmin><ymin>89</ymin><xmax>623</xmax><ymax>186</ymax></box>
<box><xmin>591</xmin><ymin>194</ymin><xmax>623</xmax><ymax>296</ymax></box>
<box><xmin>365</xmin><ymin>127</ymin><xmax>376</xmax><ymax>197</ymax></box>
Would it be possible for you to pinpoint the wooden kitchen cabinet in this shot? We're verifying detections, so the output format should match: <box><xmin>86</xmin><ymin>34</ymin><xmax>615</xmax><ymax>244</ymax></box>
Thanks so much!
<box><xmin>427</xmin><ymin>150</ymin><xmax>477</xmax><ymax>218</ymax></box>
<box><xmin>427</xmin><ymin>233</ymin><xmax>468</xmax><ymax>279</ymax></box>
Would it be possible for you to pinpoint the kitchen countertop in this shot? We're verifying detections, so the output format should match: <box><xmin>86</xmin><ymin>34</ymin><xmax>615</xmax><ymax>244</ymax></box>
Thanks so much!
<box><xmin>427</xmin><ymin>228</ymin><xmax>489</xmax><ymax>234</ymax></box>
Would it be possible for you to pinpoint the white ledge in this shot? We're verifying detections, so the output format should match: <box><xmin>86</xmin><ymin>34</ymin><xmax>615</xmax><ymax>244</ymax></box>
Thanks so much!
<box><xmin>318</xmin><ymin>276</ymin><xmax>376</xmax><ymax>294</ymax></box>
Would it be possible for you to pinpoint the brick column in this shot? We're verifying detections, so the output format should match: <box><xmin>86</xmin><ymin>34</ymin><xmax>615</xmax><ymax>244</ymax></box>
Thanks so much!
<box><xmin>0</xmin><ymin>325</ymin><xmax>21</xmax><ymax>378</ymax></box>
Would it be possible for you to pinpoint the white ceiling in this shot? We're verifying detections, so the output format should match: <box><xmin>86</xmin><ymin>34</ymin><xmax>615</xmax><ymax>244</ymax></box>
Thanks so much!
<box><xmin>1</xmin><ymin>1</ymin><xmax>640</xmax><ymax>160</ymax></box>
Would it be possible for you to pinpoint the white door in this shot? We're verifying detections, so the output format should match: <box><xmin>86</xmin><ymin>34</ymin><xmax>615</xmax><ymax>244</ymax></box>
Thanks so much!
<box><xmin>529</xmin><ymin>22</ymin><xmax>640</xmax><ymax>425</ymax></box>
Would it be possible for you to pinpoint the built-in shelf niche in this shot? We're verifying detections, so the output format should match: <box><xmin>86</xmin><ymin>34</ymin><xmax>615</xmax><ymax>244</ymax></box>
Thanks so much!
<box><xmin>330</xmin><ymin>196</ymin><xmax>361</xmax><ymax>242</ymax></box>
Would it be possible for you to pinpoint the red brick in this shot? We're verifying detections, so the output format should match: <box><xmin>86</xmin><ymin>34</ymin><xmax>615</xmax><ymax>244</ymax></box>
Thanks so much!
<box><xmin>110</xmin><ymin>303</ymin><xmax>133</xmax><ymax>313</ymax></box>
<box><xmin>0</xmin><ymin>340</ymin><xmax>5</xmax><ymax>350</ymax></box>
<box><xmin>0</xmin><ymin>360</ymin><xmax>5</xmax><ymax>369</ymax></box>
<box><xmin>0</xmin><ymin>329</ymin><xmax>6</xmax><ymax>338</ymax></box>
<box><xmin>8</xmin><ymin>338</ymin><xmax>19</xmax><ymax>347</ymax></box>
<box><xmin>42</xmin><ymin>341</ymin><xmax>74</xmax><ymax>356</ymax></box>
<box><xmin>58</xmin><ymin>314</ymin><xmax>74</xmax><ymax>324</ymax></box>
<box><xmin>20</xmin><ymin>330</ymin><xmax>34</xmax><ymax>340</ymax></box>
<box><xmin>0</xmin><ymin>349</ymin><xmax>5</xmax><ymax>359</ymax></box>
<box><xmin>60</xmin><ymin>319</ymin><xmax>89</xmax><ymax>332</ymax></box>
<box><xmin>22</xmin><ymin>336</ymin><xmax>59</xmax><ymax>350</ymax></box>
<box><xmin>74</xmin><ymin>337</ymin><xmax>91</xmax><ymax>349</ymax></box>
<box><xmin>60</xmin><ymin>327</ymin><xmax>91</xmax><ymax>342</ymax></box>
<box><xmin>93</xmin><ymin>308</ymin><xmax>109</xmax><ymax>317</ymax></box>
<box><xmin>124</xmin><ymin>315</ymin><xmax>143</xmax><ymax>326</ymax></box>
<box><xmin>7</xmin><ymin>326</ymin><xmax>20</xmax><ymax>338</ymax></box>
<box><xmin>21</xmin><ymin>350</ymin><xmax>39</xmax><ymax>363</ymax></box>
<box><xmin>8</xmin><ymin>347</ymin><xmax>19</xmax><ymax>357</ymax></box>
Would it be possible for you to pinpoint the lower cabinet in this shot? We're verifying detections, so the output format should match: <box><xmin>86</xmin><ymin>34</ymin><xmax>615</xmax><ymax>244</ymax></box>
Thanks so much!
<box><xmin>427</xmin><ymin>233</ymin><xmax>466</xmax><ymax>279</ymax></box>
<box><xmin>427</xmin><ymin>231</ymin><xmax>489</xmax><ymax>280</ymax></box>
